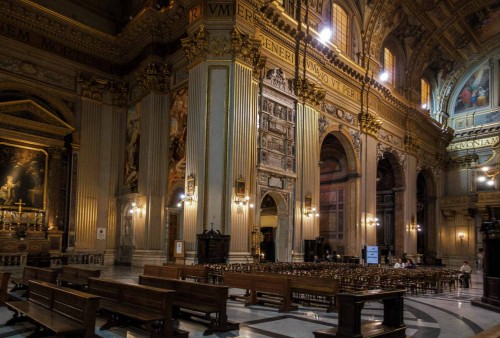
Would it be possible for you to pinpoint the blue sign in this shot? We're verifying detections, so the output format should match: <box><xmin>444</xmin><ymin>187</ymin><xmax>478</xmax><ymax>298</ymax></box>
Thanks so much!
<box><xmin>366</xmin><ymin>246</ymin><xmax>379</xmax><ymax>264</ymax></box>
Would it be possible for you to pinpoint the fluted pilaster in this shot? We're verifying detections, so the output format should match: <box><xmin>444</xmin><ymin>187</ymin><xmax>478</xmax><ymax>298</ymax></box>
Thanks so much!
<box><xmin>359</xmin><ymin>132</ymin><xmax>378</xmax><ymax>248</ymax></box>
<box><xmin>137</xmin><ymin>91</ymin><xmax>168</xmax><ymax>251</ymax></box>
<box><xmin>294</xmin><ymin>103</ymin><xmax>320</xmax><ymax>251</ymax></box>
<box><xmin>75</xmin><ymin>99</ymin><xmax>101</xmax><ymax>249</ymax></box>
<box><xmin>228</xmin><ymin>62</ymin><xmax>257</xmax><ymax>256</ymax></box>
<box><xmin>47</xmin><ymin>147</ymin><xmax>62</xmax><ymax>230</ymax></box>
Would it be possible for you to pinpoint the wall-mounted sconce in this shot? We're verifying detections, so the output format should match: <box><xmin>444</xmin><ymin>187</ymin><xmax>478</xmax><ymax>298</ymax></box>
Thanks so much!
<box><xmin>128</xmin><ymin>202</ymin><xmax>144</xmax><ymax>214</ymax></box>
<box><xmin>411</xmin><ymin>223</ymin><xmax>422</xmax><ymax>232</ymax></box>
<box><xmin>305</xmin><ymin>207</ymin><xmax>320</xmax><ymax>217</ymax></box>
<box><xmin>367</xmin><ymin>217</ymin><xmax>380</xmax><ymax>226</ymax></box>
<box><xmin>458</xmin><ymin>232</ymin><xmax>465</xmax><ymax>241</ymax></box>
<box><xmin>177</xmin><ymin>194</ymin><xmax>194</xmax><ymax>208</ymax></box>
<box><xmin>234</xmin><ymin>195</ymin><xmax>254</xmax><ymax>208</ymax></box>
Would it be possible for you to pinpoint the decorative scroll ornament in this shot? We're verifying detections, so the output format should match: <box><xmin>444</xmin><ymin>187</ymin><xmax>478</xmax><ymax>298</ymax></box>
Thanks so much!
<box><xmin>78</xmin><ymin>75</ymin><xmax>110</xmax><ymax>101</ymax></box>
<box><xmin>110</xmin><ymin>81</ymin><xmax>128</xmax><ymax>107</ymax></box>
<box><xmin>404</xmin><ymin>135</ymin><xmax>420</xmax><ymax>156</ymax></box>
<box><xmin>295</xmin><ymin>77</ymin><xmax>326</xmax><ymax>108</ymax></box>
<box><xmin>348</xmin><ymin>128</ymin><xmax>362</xmax><ymax>158</ymax></box>
<box><xmin>358</xmin><ymin>112</ymin><xmax>382</xmax><ymax>138</ymax></box>
<box><xmin>137</xmin><ymin>63</ymin><xmax>170</xmax><ymax>93</ymax></box>
<box><xmin>181</xmin><ymin>25</ymin><xmax>208</xmax><ymax>63</ymax></box>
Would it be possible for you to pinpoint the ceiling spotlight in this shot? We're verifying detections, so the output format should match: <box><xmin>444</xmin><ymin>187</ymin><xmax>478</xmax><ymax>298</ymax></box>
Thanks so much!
<box><xmin>319</xmin><ymin>28</ymin><xmax>332</xmax><ymax>43</ymax></box>
<box><xmin>379</xmin><ymin>71</ymin><xmax>389</xmax><ymax>82</ymax></box>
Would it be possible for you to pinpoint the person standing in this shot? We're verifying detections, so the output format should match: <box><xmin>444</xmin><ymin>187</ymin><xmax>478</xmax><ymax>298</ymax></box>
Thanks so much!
<box><xmin>460</xmin><ymin>261</ymin><xmax>472</xmax><ymax>288</ymax></box>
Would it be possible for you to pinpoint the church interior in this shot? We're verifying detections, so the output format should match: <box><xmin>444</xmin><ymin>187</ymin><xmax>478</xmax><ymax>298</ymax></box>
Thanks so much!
<box><xmin>0</xmin><ymin>0</ymin><xmax>499</xmax><ymax>337</ymax></box>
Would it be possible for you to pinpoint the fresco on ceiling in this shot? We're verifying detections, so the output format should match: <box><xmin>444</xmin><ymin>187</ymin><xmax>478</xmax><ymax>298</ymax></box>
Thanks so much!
<box><xmin>454</xmin><ymin>65</ymin><xmax>490</xmax><ymax>114</ymax></box>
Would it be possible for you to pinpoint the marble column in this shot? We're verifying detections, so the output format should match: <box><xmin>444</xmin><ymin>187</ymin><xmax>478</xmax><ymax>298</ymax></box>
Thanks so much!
<box><xmin>132</xmin><ymin>90</ymin><xmax>169</xmax><ymax>266</ymax></box>
<box><xmin>360</xmin><ymin>132</ymin><xmax>379</xmax><ymax>248</ymax></box>
<box><xmin>405</xmin><ymin>155</ymin><xmax>418</xmax><ymax>255</ymax></box>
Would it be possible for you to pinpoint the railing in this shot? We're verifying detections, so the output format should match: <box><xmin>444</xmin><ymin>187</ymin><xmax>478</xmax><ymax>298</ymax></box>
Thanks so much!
<box><xmin>0</xmin><ymin>253</ymin><xmax>27</xmax><ymax>267</ymax></box>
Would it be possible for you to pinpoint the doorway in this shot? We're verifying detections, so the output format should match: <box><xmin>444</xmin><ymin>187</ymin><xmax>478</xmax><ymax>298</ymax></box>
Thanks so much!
<box><xmin>259</xmin><ymin>194</ymin><xmax>277</xmax><ymax>262</ymax></box>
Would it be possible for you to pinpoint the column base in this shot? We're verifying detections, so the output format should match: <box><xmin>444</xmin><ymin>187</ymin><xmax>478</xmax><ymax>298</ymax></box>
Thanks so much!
<box><xmin>103</xmin><ymin>249</ymin><xmax>116</xmax><ymax>266</ymax></box>
<box><xmin>227</xmin><ymin>252</ymin><xmax>253</xmax><ymax>264</ymax></box>
<box><xmin>131</xmin><ymin>250</ymin><xmax>166</xmax><ymax>267</ymax></box>
<box><xmin>292</xmin><ymin>252</ymin><xmax>305</xmax><ymax>262</ymax></box>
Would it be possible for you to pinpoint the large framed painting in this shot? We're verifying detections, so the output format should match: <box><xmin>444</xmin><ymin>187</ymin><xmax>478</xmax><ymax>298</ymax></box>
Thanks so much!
<box><xmin>454</xmin><ymin>65</ymin><xmax>490</xmax><ymax>114</ymax></box>
<box><xmin>0</xmin><ymin>143</ymin><xmax>47</xmax><ymax>210</ymax></box>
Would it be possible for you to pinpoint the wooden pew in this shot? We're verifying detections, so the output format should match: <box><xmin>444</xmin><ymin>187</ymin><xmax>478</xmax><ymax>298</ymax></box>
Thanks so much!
<box><xmin>0</xmin><ymin>272</ymin><xmax>11</xmax><ymax>305</ymax></box>
<box><xmin>162</xmin><ymin>264</ymin><xmax>209</xmax><ymax>283</ymax></box>
<box><xmin>5</xmin><ymin>280</ymin><xmax>99</xmax><ymax>338</ymax></box>
<box><xmin>10</xmin><ymin>266</ymin><xmax>58</xmax><ymax>293</ymax></box>
<box><xmin>59</xmin><ymin>266</ymin><xmax>101</xmax><ymax>289</ymax></box>
<box><xmin>139</xmin><ymin>275</ymin><xmax>239</xmax><ymax>335</ymax></box>
<box><xmin>223</xmin><ymin>271</ymin><xmax>297</xmax><ymax>312</ymax></box>
<box><xmin>144</xmin><ymin>264</ymin><xmax>181</xmax><ymax>279</ymax></box>
<box><xmin>87</xmin><ymin>277</ymin><xmax>187</xmax><ymax>338</ymax></box>
<box><xmin>290</xmin><ymin>275</ymin><xmax>340</xmax><ymax>312</ymax></box>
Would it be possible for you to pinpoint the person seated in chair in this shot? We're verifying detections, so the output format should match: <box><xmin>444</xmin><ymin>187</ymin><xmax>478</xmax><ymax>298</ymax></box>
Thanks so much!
<box><xmin>460</xmin><ymin>261</ymin><xmax>472</xmax><ymax>288</ymax></box>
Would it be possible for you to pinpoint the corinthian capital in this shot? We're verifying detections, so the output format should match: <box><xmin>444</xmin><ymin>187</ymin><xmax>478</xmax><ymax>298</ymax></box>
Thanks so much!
<box><xmin>358</xmin><ymin>112</ymin><xmax>382</xmax><ymax>138</ymax></box>
<box><xmin>137</xmin><ymin>63</ymin><xmax>170</xmax><ymax>93</ymax></box>
<box><xmin>295</xmin><ymin>77</ymin><xmax>326</xmax><ymax>108</ymax></box>
<box><xmin>181</xmin><ymin>25</ymin><xmax>209</xmax><ymax>63</ymax></box>
<box><xmin>78</xmin><ymin>75</ymin><xmax>110</xmax><ymax>101</ymax></box>
<box><xmin>404</xmin><ymin>134</ymin><xmax>420</xmax><ymax>156</ymax></box>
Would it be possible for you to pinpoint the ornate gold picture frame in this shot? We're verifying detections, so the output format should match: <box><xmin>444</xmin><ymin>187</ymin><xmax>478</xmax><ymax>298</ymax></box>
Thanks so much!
<box><xmin>236</xmin><ymin>178</ymin><xmax>246</xmax><ymax>197</ymax></box>
<box><xmin>187</xmin><ymin>174</ymin><xmax>195</xmax><ymax>195</ymax></box>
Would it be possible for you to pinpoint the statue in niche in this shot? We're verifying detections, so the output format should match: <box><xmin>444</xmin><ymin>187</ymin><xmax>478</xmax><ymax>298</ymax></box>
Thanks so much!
<box><xmin>124</xmin><ymin>106</ymin><xmax>140</xmax><ymax>190</ymax></box>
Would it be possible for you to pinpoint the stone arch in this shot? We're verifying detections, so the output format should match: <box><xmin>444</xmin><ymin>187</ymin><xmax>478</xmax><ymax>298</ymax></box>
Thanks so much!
<box><xmin>319</xmin><ymin>125</ymin><xmax>360</xmax><ymax>256</ymax></box>
<box><xmin>258</xmin><ymin>191</ymin><xmax>290</xmax><ymax>262</ymax></box>
<box><xmin>0</xmin><ymin>82</ymin><xmax>79</xmax><ymax>142</ymax></box>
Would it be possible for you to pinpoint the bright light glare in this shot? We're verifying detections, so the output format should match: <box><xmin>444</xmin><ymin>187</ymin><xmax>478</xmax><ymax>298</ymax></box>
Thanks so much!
<box><xmin>379</xmin><ymin>71</ymin><xmax>389</xmax><ymax>82</ymax></box>
<box><xmin>487</xmin><ymin>180</ymin><xmax>495</xmax><ymax>186</ymax></box>
<box><xmin>477</xmin><ymin>176</ymin><xmax>486</xmax><ymax>182</ymax></box>
<box><xmin>481</xmin><ymin>167</ymin><xmax>490</xmax><ymax>172</ymax></box>
<box><xmin>421</xmin><ymin>104</ymin><xmax>427</xmax><ymax>109</ymax></box>
<box><xmin>319</xmin><ymin>28</ymin><xmax>332</xmax><ymax>43</ymax></box>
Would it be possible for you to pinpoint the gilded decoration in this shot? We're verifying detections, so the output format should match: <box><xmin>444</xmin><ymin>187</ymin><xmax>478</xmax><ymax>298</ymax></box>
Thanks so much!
<box><xmin>358</xmin><ymin>112</ymin><xmax>382</xmax><ymax>138</ymax></box>
<box><xmin>168</xmin><ymin>88</ymin><xmax>188</xmax><ymax>191</ymax></box>
<box><xmin>209</xmin><ymin>35</ymin><xmax>232</xmax><ymax>56</ymax></box>
<box><xmin>110</xmin><ymin>82</ymin><xmax>128</xmax><ymax>107</ymax></box>
<box><xmin>295</xmin><ymin>77</ymin><xmax>326</xmax><ymax>108</ymax></box>
<box><xmin>230</xmin><ymin>27</ymin><xmax>266</xmax><ymax>78</ymax></box>
<box><xmin>404</xmin><ymin>135</ymin><xmax>420</xmax><ymax>157</ymax></box>
<box><xmin>137</xmin><ymin>63</ymin><xmax>170</xmax><ymax>93</ymax></box>
<box><xmin>348</xmin><ymin>128</ymin><xmax>362</xmax><ymax>158</ymax></box>
<box><xmin>77</xmin><ymin>75</ymin><xmax>110</xmax><ymax>101</ymax></box>
<box><xmin>181</xmin><ymin>25</ymin><xmax>208</xmax><ymax>63</ymax></box>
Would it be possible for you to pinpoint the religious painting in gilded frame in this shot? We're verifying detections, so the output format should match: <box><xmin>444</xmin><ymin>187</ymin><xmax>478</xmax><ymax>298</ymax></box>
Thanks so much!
<box><xmin>236</xmin><ymin>177</ymin><xmax>246</xmax><ymax>198</ymax></box>
<box><xmin>187</xmin><ymin>174</ymin><xmax>195</xmax><ymax>195</ymax></box>
<box><xmin>0</xmin><ymin>142</ymin><xmax>47</xmax><ymax>210</ymax></box>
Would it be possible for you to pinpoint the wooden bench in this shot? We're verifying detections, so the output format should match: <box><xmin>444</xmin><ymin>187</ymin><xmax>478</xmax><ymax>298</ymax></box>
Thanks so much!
<box><xmin>10</xmin><ymin>266</ymin><xmax>59</xmax><ymax>294</ymax></box>
<box><xmin>59</xmin><ymin>266</ymin><xmax>101</xmax><ymax>289</ymax></box>
<box><xmin>5</xmin><ymin>280</ymin><xmax>99</xmax><ymax>338</ymax></box>
<box><xmin>139</xmin><ymin>275</ymin><xmax>239</xmax><ymax>335</ymax></box>
<box><xmin>0</xmin><ymin>272</ymin><xmax>11</xmax><ymax>305</ymax></box>
<box><xmin>162</xmin><ymin>264</ymin><xmax>209</xmax><ymax>283</ymax></box>
<box><xmin>144</xmin><ymin>264</ymin><xmax>181</xmax><ymax>279</ymax></box>
<box><xmin>87</xmin><ymin>277</ymin><xmax>187</xmax><ymax>338</ymax></box>
<box><xmin>223</xmin><ymin>271</ymin><xmax>297</xmax><ymax>312</ymax></box>
<box><xmin>314</xmin><ymin>289</ymin><xmax>406</xmax><ymax>338</ymax></box>
<box><xmin>290</xmin><ymin>275</ymin><xmax>340</xmax><ymax>312</ymax></box>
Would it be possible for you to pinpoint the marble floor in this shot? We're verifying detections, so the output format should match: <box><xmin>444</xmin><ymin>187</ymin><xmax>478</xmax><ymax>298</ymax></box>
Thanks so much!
<box><xmin>0</xmin><ymin>266</ymin><xmax>498</xmax><ymax>338</ymax></box>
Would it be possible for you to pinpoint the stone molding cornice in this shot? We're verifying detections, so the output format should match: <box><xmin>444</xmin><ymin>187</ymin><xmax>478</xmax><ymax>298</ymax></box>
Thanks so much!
<box><xmin>358</xmin><ymin>112</ymin><xmax>382</xmax><ymax>138</ymax></box>
<box><xmin>447</xmin><ymin>154</ymin><xmax>478</xmax><ymax>170</ymax></box>
<box><xmin>404</xmin><ymin>135</ymin><xmax>420</xmax><ymax>157</ymax></box>
<box><xmin>77</xmin><ymin>75</ymin><xmax>110</xmax><ymax>101</ymax></box>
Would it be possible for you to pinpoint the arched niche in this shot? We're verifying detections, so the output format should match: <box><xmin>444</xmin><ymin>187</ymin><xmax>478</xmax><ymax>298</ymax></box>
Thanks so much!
<box><xmin>258</xmin><ymin>191</ymin><xmax>289</xmax><ymax>262</ymax></box>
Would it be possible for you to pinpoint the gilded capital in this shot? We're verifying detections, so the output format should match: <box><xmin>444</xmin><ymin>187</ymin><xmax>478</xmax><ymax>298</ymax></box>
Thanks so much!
<box><xmin>137</xmin><ymin>63</ymin><xmax>169</xmax><ymax>93</ymax></box>
<box><xmin>78</xmin><ymin>75</ymin><xmax>110</xmax><ymax>101</ymax></box>
<box><xmin>110</xmin><ymin>81</ymin><xmax>128</xmax><ymax>107</ymax></box>
<box><xmin>230</xmin><ymin>27</ymin><xmax>267</xmax><ymax>79</ymax></box>
<box><xmin>404</xmin><ymin>135</ymin><xmax>420</xmax><ymax>156</ymax></box>
<box><xmin>295</xmin><ymin>77</ymin><xmax>326</xmax><ymax>108</ymax></box>
<box><xmin>358</xmin><ymin>112</ymin><xmax>382</xmax><ymax>138</ymax></box>
<box><xmin>181</xmin><ymin>25</ymin><xmax>208</xmax><ymax>64</ymax></box>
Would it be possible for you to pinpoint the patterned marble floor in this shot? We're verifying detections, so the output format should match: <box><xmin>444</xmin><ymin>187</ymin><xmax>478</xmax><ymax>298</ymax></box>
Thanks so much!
<box><xmin>0</xmin><ymin>266</ymin><xmax>498</xmax><ymax>338</ymax></box>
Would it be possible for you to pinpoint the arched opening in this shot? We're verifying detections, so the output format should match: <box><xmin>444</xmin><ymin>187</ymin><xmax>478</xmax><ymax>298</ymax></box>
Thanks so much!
<box><xmin>319</xmin><ymin>134</ymin><xmax>349</xmax><ymax>254</ymax></box>
<box><xmin>417</xmin><ymin>170</ymin><xmax>437</xmax><ymax>263</ymax></box>
<box><xmin>259</xmin><ymin>194</ymin><xmax>277</xmax><ymax>262</ymax></box>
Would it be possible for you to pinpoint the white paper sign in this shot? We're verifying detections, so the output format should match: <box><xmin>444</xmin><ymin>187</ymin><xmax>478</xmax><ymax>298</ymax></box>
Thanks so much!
<box><xmin>97</xmin><ymin>228</ymin><xmax>106</xmax><ymax>240</ymax></box>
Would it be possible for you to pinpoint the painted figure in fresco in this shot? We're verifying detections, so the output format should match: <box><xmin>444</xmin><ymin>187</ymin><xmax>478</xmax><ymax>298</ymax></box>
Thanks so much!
<box><xmin>476</xmin><ymin>86</ymin><xmax>488</xmax><ymax>106</ymax></box>
<box><xmin>459</xmin><ymin>82</ymin><xmax>472</xmax><ymax>108</ymax></box>
<box><xmin>0</xmin><ymin>175</ymin><xmax>20</xmax><ymax>205</ymax></box>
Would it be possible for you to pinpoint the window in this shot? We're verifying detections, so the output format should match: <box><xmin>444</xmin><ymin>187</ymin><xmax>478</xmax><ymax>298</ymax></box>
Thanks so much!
<box><xmin>421</xmin><ymin>79</ymin><xmax>431</xmax><ymax>110</ymax></box>
<box><xmin>384</xmin><ymin>48</ymin><xmax>396</xmax><ymax>86</ymax></box>
<box><xmin>333</xmin><ymin>4</ymin><xmax>348</xmax><ymax>53</ymax></box>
